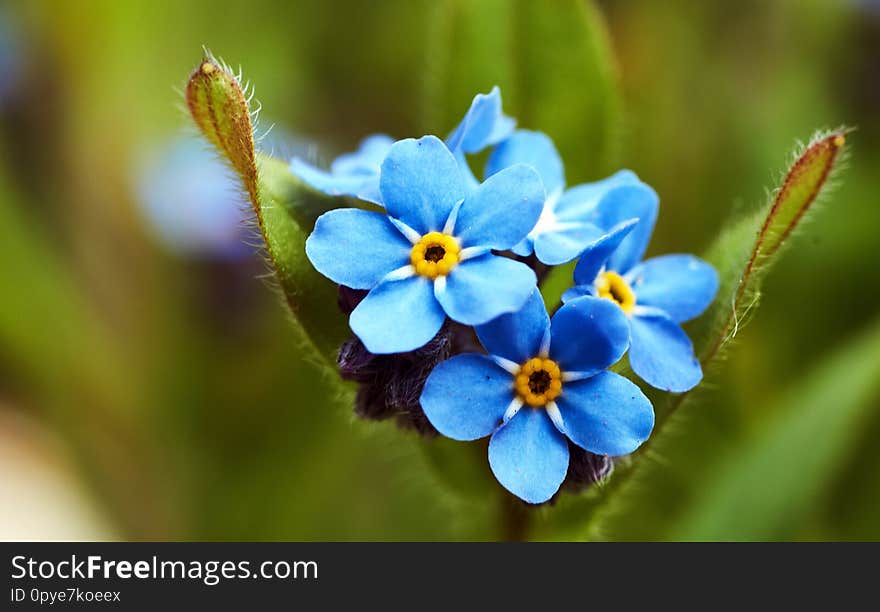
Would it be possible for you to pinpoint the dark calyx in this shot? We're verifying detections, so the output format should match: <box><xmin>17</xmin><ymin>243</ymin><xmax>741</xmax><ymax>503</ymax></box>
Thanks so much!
<box><xmin>562</xmin><ymin>444</ymin><xmax>614</xmax><ymax>494</ymax></box>
<box><xmin>336</xmin><ymin>285</ymin><xmax>480</xmax><ymax>436</ymax></box>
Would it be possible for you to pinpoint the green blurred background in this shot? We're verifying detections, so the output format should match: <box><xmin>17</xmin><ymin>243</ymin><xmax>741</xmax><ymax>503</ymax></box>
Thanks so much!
<box><xmin>0</xmin><ymin>0</ymin><xmax>878</xmax><ymax>541</ymax></box>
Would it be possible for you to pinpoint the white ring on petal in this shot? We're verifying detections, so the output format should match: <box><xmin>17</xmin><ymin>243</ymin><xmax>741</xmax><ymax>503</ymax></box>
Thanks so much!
<box><xmin>443</xmin><ymin>199</ymin><xmax>465</xmax><ymax>235</ymax></box>
<box><xmin>632</xmin><ymin>305</ymin><xmax>665</xmax><ymax>318</ymax></box>
<box><xmin>388</xmin><ymin>217</ymin><xmax>422</xmax><ymax>244</ymax></box>
<box><xmin>545</xmin><ymin>401</ymin><xmax>566</xmax><ymax>435</ymax></box>
<box><xmin>551</xmin><ymin>221</ymin><xmax>587</xmax><ymax>232</ymax></box>
<box><xmin>434</xmin><ymin>275</ymin><xmax>447</xmax><ymax>294</ymax></box>
<box><xmin>539</xmin><ymin>327</ymin><xmax>552</xmax><ymax>358</ymax></box>
<box><xmin>492</xmin><ymin>355</ymin><xmax>520</xmax><ymax>374</ymax></box>
<box><xmin>562</xmin><ymin>371</ymin><xmax>595</xmax><ymax>382</ymax></box>
<box><xmin>382</xmin><ymin>265</ymin><xmax>416</xmax><ymax>282</ymax></box>
<box><xmin>530</xmin><ymin>206</ymin><xmax>558</xmax><ymax>237</ymax></box>
<box><xmin>528</xmin><ymin>189</ymin><xmax>564</xmax><ymax>238</ymax></box>
<box><xmin>459</xmin><ymin>246</ymin><xmax>491</xmax><ymax>261</ymax></box>
<box><xmin>502</xmin><ymin>397</ymin><xmax>523</xmax><ymax>423</ymax></box>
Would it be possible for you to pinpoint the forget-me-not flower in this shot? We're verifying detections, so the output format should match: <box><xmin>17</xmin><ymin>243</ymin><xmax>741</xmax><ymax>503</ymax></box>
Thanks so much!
<box><xmin>421</xmin><ymin>289</ymin><xmax>654</xmax><ymax>503</ymax></box>
<box><xmin>563</xmin><ymin>213</ymin><xmax>719</xmax><ymax>392</ymax></box>
<box><xmin>485</xmin><ymin>130</ymin><xmax>659</xmax><ymax>265</ymax></box>
<box><xmin>290</xmin><ymin>87</ymin><xmax>514</xmax><ymax>204</ymax></box>
<box><xmin>306</xmin><ymin>135</ymin><xmax>544</xmax><ymax>354</ymax></box>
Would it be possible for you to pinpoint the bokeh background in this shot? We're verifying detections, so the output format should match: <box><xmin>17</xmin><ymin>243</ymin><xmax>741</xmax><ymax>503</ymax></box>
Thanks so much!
<box><xmin>0</xmin><ymin>0</ymin><xmax>878</xmax><ymax>540</ymax></box>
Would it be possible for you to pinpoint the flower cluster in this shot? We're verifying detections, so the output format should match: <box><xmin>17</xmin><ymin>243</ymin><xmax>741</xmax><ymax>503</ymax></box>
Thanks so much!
<box><xmin>296</xmin><ymin>89</ymin><xmax>718</xmax><ymax>504</ymax></box>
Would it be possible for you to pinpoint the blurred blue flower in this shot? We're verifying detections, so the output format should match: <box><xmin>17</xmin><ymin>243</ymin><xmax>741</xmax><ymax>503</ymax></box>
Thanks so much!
<box><xmin>421</xmin><ymin>290</ymin><xmax>654</xmax><ymax>504</ymax></box>
<box><xmin>486</xmin><ymin>130</ymin><xmax>658</xmax><ymax>265</ymax></box>
<box><xmin>563</xmin><ymin>212</ymin><xmax>719</xmax><ymax>392</ymax></box>
<box><xmin>135</xmin><ymin>137</ymin><xmax>255</xmax><ymax>259</ymax></box>
<box><xmin>854</xmin><ymin>0</ymin><xmax>880</xmax><ymax>16</ymax></box>
<box><xmin>290</xmin><ymin>87</ymin><xmax>514</xmax><ymax>204</ymax></box>
<box><xmin>0</xmin><ymin>8</ymin><xmax>24</xmax><ymax>105</ymax></box>
<box><xmin>306</xmin><ymin>135</ymin><xmax>543</xmax><ymax>354</ymax></box>
<box><xmin>290</xmin><ymin>133</ymin><xmax>393</xmax><ymax>204</ymax></box>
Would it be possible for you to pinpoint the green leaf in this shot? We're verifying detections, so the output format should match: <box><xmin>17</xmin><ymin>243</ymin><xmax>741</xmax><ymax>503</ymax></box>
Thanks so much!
<box><xmin>256</xmin><ymin>154</ymin><xmax>350</xmax><ymax>363</ymax></box>
<box><xmin>670</xmin><ymin>317</ymin><xmax>880</xmax><ymax>540</ymax></box>
<box><xmin>424</xmin><ymin>0</ymin><xmax>621</xmax><ymax>179</ymax></box>
<box><xmin>539</xmin><ymin>130</ymin><xmax>848</xmax><ymax>540</ymax></box>
<box><xmin>185</xmin><ymin>56</ymin><xmax>349</xmax><ymax>365</ymax></box>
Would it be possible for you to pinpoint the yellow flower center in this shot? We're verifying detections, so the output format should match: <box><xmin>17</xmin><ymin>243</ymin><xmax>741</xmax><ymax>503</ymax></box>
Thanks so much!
<box><xmin>514</xmin><ymin>357</ymin><xmax>563</xmax><ymax>408</ymax></box>
<box><xmin>596</xmin><ymin>271</ymin><xmax>636</xmax><ymax>314</ymax></box>
<box><xmin>410</xmin><ymin>232</ymin><xmax>461</xmax><ymax>279</ymax></box>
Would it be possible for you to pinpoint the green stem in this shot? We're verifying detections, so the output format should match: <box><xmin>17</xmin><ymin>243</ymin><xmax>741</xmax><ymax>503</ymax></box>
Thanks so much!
<box><xmin>499</xmin><ymin>493</ymin><xmax>532</xmax><ymax>541</ymax></box>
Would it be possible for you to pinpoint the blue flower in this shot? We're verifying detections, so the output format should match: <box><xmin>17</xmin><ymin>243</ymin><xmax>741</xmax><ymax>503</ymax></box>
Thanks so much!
<box><xmin>485</xmin><ymin>130</ymin><xmax>659</xmax><ymax>265</ymax></box>
<box><xmin>562</xmin><ymin>212</ymin><xmax>719</xmax><ymax>392</ymax></box>
<box><xmin>421</xmin><ymin>289</ymin><xmax>654</xmax><ymax>504</ymax></box>
<box><xmin>290</xmin><ymin>87</ymin><xmax>514</xmax><ymax>204</ymax></box>
<box><xmin>306</xmin><ymin>135</ymin><xmax>544</xmax><ymax>354</ymax></box>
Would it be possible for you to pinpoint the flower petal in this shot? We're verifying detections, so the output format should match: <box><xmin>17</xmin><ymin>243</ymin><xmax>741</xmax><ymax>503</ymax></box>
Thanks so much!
<box><xmin>421</xmin><ymin>354</ymin><xmax>513</xmax><ymax>441</ymax></box>
<box><xmin>629</xmin><ymin>312</ymin><xmax>702</xmax><ymax>392</ymax></box>
<box><xmin>593</xmin><ymin>181</ymin><xmax>659</xmax><ymax>274</ymax></box>
<box><xmin>329</xmin><ymin>134</ymin><xmax>394</xmax><ymax>175</ymax></box>
<box><xmin>350</xmin><ymin>276</ymin><xmax>445</xmax><ymax>354</ymax></box>
<box><xmin>288</xmin><ymin>135</ymin><xmax>394</xmax><ymax>205</ymax></box>
<box><xmin>511</xmin><ymin>236</ymin><xmax>534</xmax><ymax>257</ymax></box>
<box><xmin>446</xmin><ymin>87</ymin><xmax>516</xmax><ymax>155</ymax></box>
<box><xmin>485</xmin><ymin>130</ymin><xmax>565</xmax><ymax>195</ymax></box>
<box><xmin>561</xmin><ymin>283</ymin><xmax>595</xmax><ymax>303</ymax></box>
<box><xmin>435</xmin><ymin>254</ymin><xmax>536</xmax><ymax>326</ymax></box>
<box><xmin>533</xmin><ymin>221</ymin><xmax>606</xmax><ymax>266</ymax></box>
<box><xmin>475</xmin><ymin>288</ymin><xmax>549</xmax><ymax>364</ymax></box>
<box><xmin>555</xmin><ymin>371</ymin><xmax>654</xmax><ymax>456</ymax></box>
<box><xmin>489</xmin><ymin>407</ymin><xmax>569</xmax><ymax>504</ymax></box>
<box><xmin>549</xmin><ymin>296</ymin><xmax>630</xmax><ymax>375</ymax></box>
<box><xmin>354</xmin><ymin>177</ymin><xmax>383</xmax><ymax>205</ymax></box>
<box><xmin>570</xmin><ymin>219</ymin><xmax>639</xmax><ymax>288</ymax></box>
<box><xmin>629</xmin><ymin>254</ymin><xmax>719</xmax><ymax>323</ymax></box>
<box><xmin>306</xmin><ymin>208</ymin><xmax>412</xmax><ymax>289</ymax></box>
<box><xmin>289</xmin><ymin>159</ymin><xmax>383</xmax><ymax>204</ymax></box>
<box><xmin>454</xmin><ymin>164</ymin><xmax>544</xmax><ymax>250</ymax></box>
<box><xmin>380</xmin><ymin>136</ymin><xmax>466</xmax><ymax>234</ymax></box>
<box><xmin>553</xmin><ymin>169</ymin><xmax>640</xmax><ymax>221</ymax></box>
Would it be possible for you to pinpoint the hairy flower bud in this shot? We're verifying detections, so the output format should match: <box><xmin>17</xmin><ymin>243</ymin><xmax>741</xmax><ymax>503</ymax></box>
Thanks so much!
<box><xmin>185</xmin><ymin>57</ymin><xmax>259</xmax><ymax>219</ymax></box>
